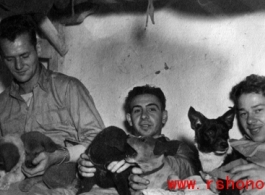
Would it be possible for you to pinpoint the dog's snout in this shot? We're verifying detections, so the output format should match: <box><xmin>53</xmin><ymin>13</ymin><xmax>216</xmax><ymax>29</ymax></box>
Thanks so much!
<box><xmin>220</xmin><ymin>141</ymin><xmax>228</xmax><ymax>148</ymax></box>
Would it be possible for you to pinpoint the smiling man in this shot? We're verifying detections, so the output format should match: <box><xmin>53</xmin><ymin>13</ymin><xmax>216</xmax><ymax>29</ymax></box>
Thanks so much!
<box><xmin>78</xmin><ymin>85</ymin><xmax>199</xmax><ymax>193</ymax></box>
<box><xmin>0</xmin><ymin>15</ymin><xmax>104</xmax><ymax>194</ymax></box>
<box><xmin>124</xmin><ymin>85</ymin><xmax>199</xmax><ymax>192</ymax></box>
<box><xmin>125</xmin><ymin>86</ymin><xmax>167</xmax><ymax>137</ymax></box>
<box><xmin>229</xmin><ymin>74</ymin><xmax>265</xmax><ymax>194</ymax></box>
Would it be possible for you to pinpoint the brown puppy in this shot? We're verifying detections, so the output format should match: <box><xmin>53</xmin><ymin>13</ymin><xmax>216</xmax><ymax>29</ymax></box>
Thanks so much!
<box><xmin>21</xmin><ymin>131</ymin><xmax>61</xmax><ymax>169</ymax></box>
<box><xmin>19</xmin><ymin>131</ymin><xmax>76</xmax><ymax>192</ymax></box>
<box><xmin>0</xmin><ymin>134</ymin><xmax>25</xmax><ymax>190</ymax></box>
<box><xmin>126</xmin><ymin>136</ymin><xmax>180</xmax><ymax>190</ymax></box>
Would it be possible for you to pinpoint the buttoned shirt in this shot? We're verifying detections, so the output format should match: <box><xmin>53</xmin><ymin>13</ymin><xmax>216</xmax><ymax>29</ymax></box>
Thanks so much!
<box><xmin>0</xmin><ymin>65</ymin><xmax>105</xmax><ymax>147</ymax></box>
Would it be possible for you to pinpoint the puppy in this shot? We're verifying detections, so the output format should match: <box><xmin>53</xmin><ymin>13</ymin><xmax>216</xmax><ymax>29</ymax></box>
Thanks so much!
<box><xmin>126</xmin><ymin>136</ymin><xmax>181</xmax><ymax>190</ymax></box>
<box><xmin>188</xmin><ymin>107</ymin><xmax>244</xmax><ymax>195</ymax></box>
<box><xmin>19</xmin><ymin>131</ymin><xmax>76</xmax><ymax>192</ymax></box>
<box><xmin>77</xmin><ymin>126</ymin><xmax>135</xmax><ymax>195</ymax></box>
<box><xmin>0</xmin><ymin>134</ymin><xmax>25</xmax><ymax>190</ymax></box>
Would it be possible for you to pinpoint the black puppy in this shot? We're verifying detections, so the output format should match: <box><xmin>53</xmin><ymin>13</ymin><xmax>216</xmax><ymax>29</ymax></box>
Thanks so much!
<box><xmin>77</xmin><ymin>126</ymin><xmax>135</xmax><ymax>195</ymax></box>
<box><xmin>188</xmin><ymin>107</ymin><xmax>244</xmax><ymax>195</ymax></box>
<box><xmin>0</xmin><ymin>134</ymin><xmax>25</xmax><ymax>190</ymax></box>
<box><xmin>19</xmin><ymin>131</ymin><xmax>76</xmax><ymax>192</ymax></box>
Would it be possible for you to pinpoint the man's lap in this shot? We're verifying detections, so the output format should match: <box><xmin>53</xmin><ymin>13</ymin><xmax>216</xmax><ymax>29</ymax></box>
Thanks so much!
<box><xmin>1</xmin><ymin>182</ymin><xmax>77</xmax><ymax>195</ymax></box>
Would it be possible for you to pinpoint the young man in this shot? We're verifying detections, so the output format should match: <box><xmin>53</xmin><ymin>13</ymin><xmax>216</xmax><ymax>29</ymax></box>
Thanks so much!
<box><xmin>229</xmin><ymin>74</ymin><xmax>265</xmax><ymax>194</ymax></box>
<box><xmin>78</xmin><ymin>85</ymin><xmax>198</xmax><ymax>192</ymax></box>
<box><xmin>0</xmin><ymin>15</ymin><xmax>104</xmax><ymax>193</ymax></box>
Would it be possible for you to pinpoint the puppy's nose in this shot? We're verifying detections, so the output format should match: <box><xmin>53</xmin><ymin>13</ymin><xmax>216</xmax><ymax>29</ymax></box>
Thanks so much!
<box><xmin>220</xmin><ymin>141</ymin><xmax>228</xmax><ymax>148</ymax></box>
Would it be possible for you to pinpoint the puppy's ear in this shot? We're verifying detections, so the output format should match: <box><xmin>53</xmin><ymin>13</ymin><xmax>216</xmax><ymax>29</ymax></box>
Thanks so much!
<box><xmin>154</xmin><ymin>140</ymin><xmax>181</xmax><ymax>156</ymax></box>
<box><xmin>105</xmin><ymin>126</ymin><xmax>127</xmax><ymax>151</ymax></box>
<box><xmin>0</xmin><ymin>143</ymin><xmax>20</xmax><ymax>172</ymax></box>
<box><xmin>188</xmin><ymin>107</ymin><xmax>206</xmax><ymax>130</ymax></box>
<box><xmin>109</xmin><ymin>140</ymin><xmax>126</xmax><ymax>152</ymax></box>
<box><xmin>41</xmin><ymin>136</ymin><xmax>60</xmax><ymax>152</ymax></box>
<box><xmin>220</xmin><ymin>107</ymin><xmax>235</xmax><ymax>129</ymax></box>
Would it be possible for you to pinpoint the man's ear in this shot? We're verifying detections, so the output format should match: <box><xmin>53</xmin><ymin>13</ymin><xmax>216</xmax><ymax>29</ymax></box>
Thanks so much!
<box><xmin>126</xmin><ymin>113</ymin><xmax>133</xmax><ymax>126</ymax></box>
<box><xmin>162</xmin><ymin>110</ymin><xmax>168</xmax><ymax>125</ymax></box>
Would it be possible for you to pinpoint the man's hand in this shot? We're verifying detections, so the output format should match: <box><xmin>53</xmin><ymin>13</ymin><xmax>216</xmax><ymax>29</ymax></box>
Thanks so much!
<box><xmin>78</xmin><ymin>153</ymin><xmax>133</xmax><ymax>177</ymax></box>
<box><xmin>22</xmin><ymin>152</ymin><xmax>52</xmax><ymax>177</ymax></box>
<box><xmin>129</xmin><ymin>167</ymin><xmax>149</xmax><ymax>191</ymax></box>
<box><xmin>78</xmin><ymin>153</ymin><xmax>96</xmax><ymax>177</ymax></box>
<box><xmin>107</xmin><ymin>160</ymin><xmax>132</xmax><ymax>173</ymax></box>
<box><xmin>230</xmin><ymin>163</ymin><xmax>265</xmax><ymax>194</ymax></box>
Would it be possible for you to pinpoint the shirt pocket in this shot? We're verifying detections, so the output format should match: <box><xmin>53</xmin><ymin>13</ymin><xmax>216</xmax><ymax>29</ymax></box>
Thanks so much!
<box><xmin>35</xmin><ymin>108</ymin><xmax>72</xmax><ymax>130</ymax></box>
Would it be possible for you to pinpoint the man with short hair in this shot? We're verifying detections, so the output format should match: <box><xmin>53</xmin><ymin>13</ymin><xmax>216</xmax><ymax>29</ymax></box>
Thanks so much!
<box><xmin>78</xmin><ymin>85</ymin><xmax>198</xmax><ymax>192</ymax></box>
<box><xmin>229</xmin><ymin>74</ymin><xmax>265</xmax><ymax>194</ymax></box>
<box><xmin>0</xmin><ymin>14</ymin><xmax>104</xmax><ymax>194</ymax></box>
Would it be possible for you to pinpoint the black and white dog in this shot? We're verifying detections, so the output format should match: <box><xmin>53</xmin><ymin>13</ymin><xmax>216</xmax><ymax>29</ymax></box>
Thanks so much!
<box><xmin>188</xmin><ymin>106</ymin><xmax>244</xmax><ymax>195</ymax></box>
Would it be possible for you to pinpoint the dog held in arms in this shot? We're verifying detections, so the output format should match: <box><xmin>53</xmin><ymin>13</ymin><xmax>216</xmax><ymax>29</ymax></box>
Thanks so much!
<box><xmin>0</xmin><ymin>134</ymin><xmax>25</xmax><ymax>190</ymax></box>
<box><xmin>77</xmin><ymin>126</ymin><xmax>135</xmax><ymax>195</ymax></box>
<box><xmin>126</xmin><ymin>135</ymin><xmax>182</xmax><ymax>193</ymax></box>
<box><xmin>188</xmin><ymin>106</ymin><xmax>245</xmax><ymax>195</ymax></box>
<box><xmin>19</xmin><ymin>131</ymin><xmax>76</xmax><ymax>192</ymax></box>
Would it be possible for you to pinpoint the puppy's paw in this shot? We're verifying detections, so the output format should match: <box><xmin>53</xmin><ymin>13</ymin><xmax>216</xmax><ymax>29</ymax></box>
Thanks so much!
<box><xmin>0</xmin><ymin>171</ymin><xmax>6</xmax><ymax>178</ymax></box>
<box><xmin>167</xmin><ymin>174</ymin><xmax>181</xmax><ymax>191</ymax></box>
<box><xmin>167</xmin><ymin>174</ymin><xmax>180</xmax><ymax>181</ymax></box>
<box><xmin>19</xmin><ymin>179</ymin><xmax>34</xmax><ymax>192</ymax></box>
<box><xmin>0</xmin><ymin>177</ymin><xmax>10</xmax><ymax>190</ymax></box>
<box><xmin>19</xmin><ymin>177</ymin><xmax>42</xmax><ymax>192</ymax></box>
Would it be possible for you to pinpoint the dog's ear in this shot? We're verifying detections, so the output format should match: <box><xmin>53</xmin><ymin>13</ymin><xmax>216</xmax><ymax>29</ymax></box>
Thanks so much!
<box><xmin>108</xmin><ymin>139</ymin><xmax>126</xmax><ymax>152</ymax></box>
<box><xmin>154</xmin><ymin>140</ymin><xmax>181</xmax><ymax>156</ymax></box>
<box><xmin>188</xmin><ymin>107</ymin><xmax>206</xmax><ymax>130</ymax></box>
<box><xmin>0</xmin><ymin>143</ymin><xmax>20</xmax><ymax>172</ymax></box>
<box><xmin>104</xmin><ymin>126</ymin><xmax>128</xmax><ymax>151</ymax></box>
<box><xmin>220</xmin><ymin>107</ymin><xmax>235</xmax><ymax>129</ymax></box>
<box><xmin>41</xmin><ymin>136</ymin><xmax>60</xmax><ymax>152</ymax></box>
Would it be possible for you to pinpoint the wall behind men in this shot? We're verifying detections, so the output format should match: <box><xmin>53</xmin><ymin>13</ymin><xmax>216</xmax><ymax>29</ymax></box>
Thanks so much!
<box><xmin>61</xmin><ymin>10</ymin><xmax>265</xmax><ymax>142</ymax></box>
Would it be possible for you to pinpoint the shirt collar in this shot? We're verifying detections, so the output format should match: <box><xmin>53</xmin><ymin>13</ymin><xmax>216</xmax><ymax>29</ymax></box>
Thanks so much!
<box><xmin>9</xmin><ymin>64</ymin><xmax>50</xmax><ymax>98</ymax></box>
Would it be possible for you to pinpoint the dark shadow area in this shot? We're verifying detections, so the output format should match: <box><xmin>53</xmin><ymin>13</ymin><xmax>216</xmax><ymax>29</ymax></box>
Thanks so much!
<box><xmin>2</xmin><ymin>0</ymin><xmax>265</xmax><ymax>26</ymax></box>
<box><xmin>96</xmin><ymin>0</ymin><xmax>265</xmax><ymax>16</ymax></box>
<box><xmin>1</xmin><ymin>0</ymin><xmax>265</xmax><ymax>26</ymax></box>
<box><xmin>0</xmin><ymin>62</ymin><xmax>12</xmax><ymax>92</ymax></box>
<box><xmin>49</xmin><ymin>0</ymin><xmax>265</xmax><ymax>21</ymax></box>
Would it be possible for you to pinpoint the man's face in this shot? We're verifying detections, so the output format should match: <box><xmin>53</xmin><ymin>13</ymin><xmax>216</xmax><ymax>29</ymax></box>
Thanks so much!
<box><xmin>0</xmin><ymin>33</ymin><xmax>40</xmax><ymax>86</ymax></box>
<box><xmin>126</xmin><ymin>94</ymin><xmax>167</xmax><ymax>137</ymax></box>
<box><xmin>237</xmin><ymin>92</ymin><xmax>265</xmax><ymax>142</ymax></box>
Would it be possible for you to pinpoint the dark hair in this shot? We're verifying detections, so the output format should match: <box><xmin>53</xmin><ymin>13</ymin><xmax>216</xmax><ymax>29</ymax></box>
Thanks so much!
<box><xmin>230</xmin><ymin>74</ymin><xmax>265</xmax><ymax>105</ymax></box>
<box><xmin>124</xmin><ymin>84</ymin><xmax>166</xmax><ymax>113</ymax></box>
<box><xmin>0</xmin><ymin>14</ymin><xmax>37</xmax><ymax>47</ymax></box>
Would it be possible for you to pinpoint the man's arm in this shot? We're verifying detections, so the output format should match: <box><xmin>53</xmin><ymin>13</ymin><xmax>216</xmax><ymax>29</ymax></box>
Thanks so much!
<box><xmin>23</xmin><ymin>78</ymin><xmax>104</xmax><ymax>177</ymax></box>
<box><xmin>65</xmin><ymin>78</ymin><xmax>105</xmax><ymax>162</ymax></box>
